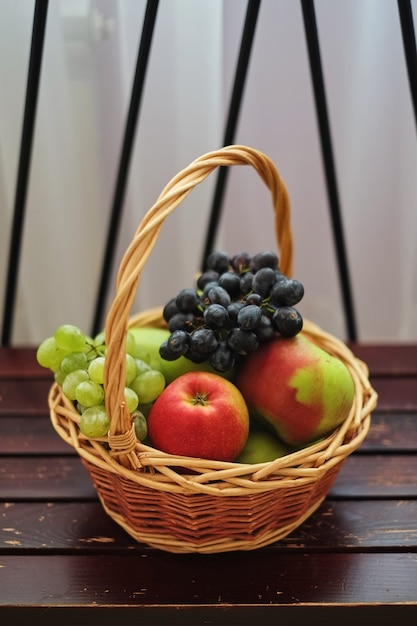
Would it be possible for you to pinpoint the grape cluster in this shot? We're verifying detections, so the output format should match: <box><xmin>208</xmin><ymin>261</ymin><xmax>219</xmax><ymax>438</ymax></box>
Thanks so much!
<box><xmin>160</xmin><ymin>250</ymin><xmax>304</xmax><ymax>373</ymax></box>
<box><xmin>36</xmin><ymin>324</ymin><xmax>165</xmax><ymax>439</ymax></box>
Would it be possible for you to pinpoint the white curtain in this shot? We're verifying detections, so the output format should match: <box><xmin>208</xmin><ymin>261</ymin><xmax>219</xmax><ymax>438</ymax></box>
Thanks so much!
<box><xmin>1</xmin><ymin>0</ymin><xmax>416</xmax><ymax>345</ymax></box>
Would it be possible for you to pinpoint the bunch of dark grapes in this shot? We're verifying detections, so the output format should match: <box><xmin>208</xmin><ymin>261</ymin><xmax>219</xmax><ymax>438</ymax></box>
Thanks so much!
<box><xmin>160</xmin><ymin>250</ymin><xmax>305</xmax><ymax>373</ymax></box>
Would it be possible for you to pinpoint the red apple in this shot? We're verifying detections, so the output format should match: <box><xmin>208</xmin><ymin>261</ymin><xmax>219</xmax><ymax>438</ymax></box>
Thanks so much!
<box><xmin>147</xmin><ymin>371</ymin><xmax>249</xmax><ymax>461</ymax></box>
<box><xmin>236</xmin><ymin>334</ymin><xmax>355</xmax><ymax>446</ymax></box>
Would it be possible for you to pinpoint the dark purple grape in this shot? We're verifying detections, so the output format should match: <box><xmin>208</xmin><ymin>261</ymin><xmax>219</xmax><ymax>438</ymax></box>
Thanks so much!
<box><xmin>251</xmin><ymin>266</ymin><xmax>276</xmax><ymax>297</ymax></box>
<box><xmin>274</xmin><ymin>270</ymin><xmax>287</xmax><ymax>283</ymax></box>
<box><xmin>218</xmin><ymin>271</ymin><xmax>241</xmax><ymax>297</ymax></box>
<box><xmin>176</xmin><ymin>288</ymin><xmax>201</xmax><ymax>313</ymax></box>
<box><xmin>202</xmin><ymin>281</ymin><xmax>220</xmax><ymax>298</ymax></box>
<box><xmin>245</xmin><ymin>293</ymin><xmax>263</xmax><ymax>306</ymax></box>
<box><xmin>272</xmin><ymin>306</ymin><xmax>303</xmax><ymax>337</ymax></box>
<box><xmin>255</xmin><ymin>315</ymin><xmax>275</xmax><ymax>342</ymax></box>
<box><xmin>184</xmin><ymin>348</ymin><xmax>209</xmax><ymax>364</ymax></box>
<box><xmin>162</xmin><ymin>297</ymin><xmax>179</xmax><ymax>323</ymax></box>
<box><xmin>161</xmin><ymin>249</ymin><xmax>304</xmax><ymax>368</ymax></box>
<box><xmin>204</xmin><ymin>304</ymin><xmax>229</xmax><ymax>329</ymax></box>
<box><xmin>168</xmin><ymin>312</ymin><xmax>196</xmax><ymax>332</ymax></box>
<box><xmin>159</xmin><ymin>340</ymin><xmax>180</xmax><ymax>361</ymax></box>
<box><xmin>207</xmin><ymin>285</ymin><xmax>231</xmax><ymax>307</ymax></box>
<box><xmin>227</xmin><ymin>300</ymin><xmax>246</xmax><ymax>324</ymax></box>
<box><xmin>237</xmin><ymin>304</ymin><xmax>262</xmax><ymax>330</ymax></box>
<box><xmin>270</xmin><ymin>279</ymin><xmax>304</xmax><ymax>306</ymax></box>
<box><xmin>197</xmin><ymin>270</ymin><xmax>219</xmax><ymax>291</ymax></box>
<box><xmin>231</xmin><ymin>252</ymin><xmax>252</xmax><ymax>273</ymax></box>
<box><xmin>249</xmin><ymin>251</ymin><xmax>279</xmax><ymax>271</ymax></box>
<box><xmin>190</xmin><ymin>328</ymin><xmax>218</xmax><ymax>355</ymax></box>
<box><xmin>167</xmin><ymin>330</ymin><xmax>190</xmax><ymax>356</ymax></box>
<box><xmin>209</xmin><ymin>342</ymin><xmax>236</xmax><ymax>372</ymax></box>
<box><xmin>206</xmin><ymin>251</ymin><xmax>231</xmax><ymax>274</ymax></box>
<box><xmin>227</xmin><ymin>328</ymin><xmax>259</xmax><ymax>354</ymax></box>
<box><xmin>239</xmin><ymin>271</ymin><xmax>254</xmax><ymax>295</ymax></box>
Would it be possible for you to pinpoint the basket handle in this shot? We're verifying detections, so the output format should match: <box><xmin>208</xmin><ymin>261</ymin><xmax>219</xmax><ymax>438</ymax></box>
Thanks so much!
<box><xmin>103</xmin><ymin>145</ymin><xmax>293</xmax><ymax>443</ymax></box>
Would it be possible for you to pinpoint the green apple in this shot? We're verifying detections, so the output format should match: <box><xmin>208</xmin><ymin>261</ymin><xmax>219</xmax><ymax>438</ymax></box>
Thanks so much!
<box><xmin>236</xmin><ymin>333</ymin><xmax>355</xmax><ymax>447</ymax></box>
<box><xmin>236</xmin><ymin>429</ymin><xmax>289</xmax><ymax>463</ymax></box>
<box><xmin>129</xmin><ymin>326</ymin><xmax>235</xmax><ymax>384</ymax></box>
<box><xmin>147</xmin><ymin>371</ymin><xmax>250</xmax><ymax>461</ymax></box>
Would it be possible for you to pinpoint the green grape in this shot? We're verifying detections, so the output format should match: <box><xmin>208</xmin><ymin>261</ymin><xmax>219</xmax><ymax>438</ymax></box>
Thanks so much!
<box><xmin>126</xmin><ymin>330</ymin><xmax>137</xmax><ymax>356</ymax></box>
<box><xmin>124</xmin><ymin>387</ymin><xmax>139</xmax><ymax>413</ymax></box>
<box><xmin>134</xmin><ymin>411</ymin><xmax>148</xmax><ymax>441</ymax></box>
<box><xmin>130</xmin><ymin>369</ymin><xmax>165</xmax><ymax>404</ymax></box>
<box><xmin>135</xmin><ymin>358</ymin><xmax>152</xmax><ymax>376</ymax></box>
<box><xmin>79</xmin><ymin>404</ymin><xmax>110</xmax><ymax>438</ymax></box>
<box><xmin>93</xmin><ymin>331</ymin><xmax>106</xmax><ymax>357</ymax></box>
<box><xmin>36</xmin><ymin>337</ymin><xmax>68</xmax><ymax>371</ymax></box>
<box><xmin>75</xmin><ymin>380</ymin><xmax>105</xmax><ymax>407</ymax></box>
<box><xmin>94</xmin><ymin>331</ymin><xmax>105</xmax><ymax>346</ymax></box>
<box><xmin>54</xmin><ymin>368</ymin><xmax>66</xmax><ymax>386</ymax></box>
<box><xmin>88</xmin><ymin>356</ymin><xmax>106</xmax><ymax>384</ymax></box>
<box><xmin>62</xmin><ymin>369</ymin><xmax>90</xmax><ymax>401</ymax></box>
<box><xmin>61</xmin><ymin>352</ymin><xmax>88</xmax><ymax>375</ymax></box>
<box><xmin>125</xmin><ymin>354</ymin><xmax>137</xmax><ymax>386</ymax></box>
<box><xmin>54</xmin><ymin>324</ymin><xmax>86</xmax><ymax>352</ymax></box>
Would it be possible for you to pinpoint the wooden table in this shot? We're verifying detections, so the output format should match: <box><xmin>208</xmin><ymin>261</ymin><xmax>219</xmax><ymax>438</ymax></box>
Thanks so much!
<box><xmin>1</xmin><ymin>344</ymin><xmax>417</xmax><ymax>624</ymax></box>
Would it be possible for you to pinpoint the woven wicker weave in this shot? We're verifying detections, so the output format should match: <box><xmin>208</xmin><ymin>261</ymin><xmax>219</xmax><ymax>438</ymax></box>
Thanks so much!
<box><xmin>49</xmin><ymin>145</ymin><xmax>378</xmax><ymax>554</ymax></box>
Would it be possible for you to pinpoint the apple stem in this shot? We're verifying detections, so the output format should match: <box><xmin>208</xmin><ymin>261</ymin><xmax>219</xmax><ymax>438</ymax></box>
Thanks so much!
<box><xmin>192</xmin><ymin>392</ymin><xmax>209</xmax><ymax>406</ymax></box>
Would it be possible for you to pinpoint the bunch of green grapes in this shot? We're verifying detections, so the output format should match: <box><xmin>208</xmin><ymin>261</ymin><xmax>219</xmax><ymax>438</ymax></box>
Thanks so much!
<box><xmin>36</xmin><ymin>324</ymin><xmax>165</xmax><ymax>440</ymax></box>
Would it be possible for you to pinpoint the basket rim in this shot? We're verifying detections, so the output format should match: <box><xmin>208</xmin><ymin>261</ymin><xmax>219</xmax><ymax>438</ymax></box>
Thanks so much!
<box><xmin>48</xmin><ymin>315</ymin><xmax>378</xmax><ymax>497</ymax></box>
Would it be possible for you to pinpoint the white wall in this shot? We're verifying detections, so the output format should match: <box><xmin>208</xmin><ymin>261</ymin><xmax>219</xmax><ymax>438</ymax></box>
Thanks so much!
<box><xmin>1</xmin><ymin>0</ymin><xmax>416</xmax><ymax>345</ymax></box>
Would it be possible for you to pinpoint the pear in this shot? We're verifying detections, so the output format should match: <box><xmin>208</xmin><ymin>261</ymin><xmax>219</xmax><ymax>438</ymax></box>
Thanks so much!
<box><xmin>129</xmin><ymin>326</ymin><xmax>234</xmax><ymax>384</ymax></box>
<box><xmin>236</xmin><ymin>429</ymin><xmax>289</xmax><ymax>463</ymax></box>
<box><xmin>236</xmin><ymin>334</ymin><xmax>355</xmax><ymax>446</ymax></box>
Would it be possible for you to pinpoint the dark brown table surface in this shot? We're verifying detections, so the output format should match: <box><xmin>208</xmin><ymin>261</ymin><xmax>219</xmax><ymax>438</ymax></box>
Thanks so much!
<box><xmin>1</xmin><ymin>344</ymin><xmax>417</xmax><ymax>624</ymax></box>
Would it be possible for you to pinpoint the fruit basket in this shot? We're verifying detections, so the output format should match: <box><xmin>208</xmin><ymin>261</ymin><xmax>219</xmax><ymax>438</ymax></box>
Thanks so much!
<box><xmin>48</xmin><ymin>145</ymin><xmax>378</xmax><ymax>554</ymax></box>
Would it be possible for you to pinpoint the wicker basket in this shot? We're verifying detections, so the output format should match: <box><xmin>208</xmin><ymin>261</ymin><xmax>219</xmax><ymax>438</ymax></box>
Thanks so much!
<box><xmin>49</xmin><ymin>145</ymin><xmax>378</xmax><ymax>554</ymax></box>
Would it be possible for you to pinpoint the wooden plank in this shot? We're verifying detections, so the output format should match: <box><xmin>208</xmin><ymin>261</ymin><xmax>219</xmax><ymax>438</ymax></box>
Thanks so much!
<box><xmin>0</xmin><ymin>605</ymin><xmax>416</xmax><ymax>626</ymax></box>
<box><xmin>0</xmin><ymin>457</ymin><xmax>97</xmax><ymax>500</ymax></box>
<box><xmin>359</xmin><ymin>413</ymin><xmax>417</xmax><ymax>451</ymax></box>
<box><xmin>350</xmin><ymin>343</ymin><xmax>417</xmax><ymax>375</ymax></box>
<box><xmin>0</xmin><ymin>354</ymin><xmax>415</xmax><ymax>416</ymax></box>
<box><xmin>0</xmin><ymin>553</ymin><xmax>417</xmax><ymax>607</ymax></box>
<box><xmin>0</xmin><ymin>374</ymin><xmax>414</xmax><ymax>418</ymax></box>
<box><xmin>0</xmin><ymin>416</ymin><xmax>72</xmax><ymax>454</ymax></box>
<box><xmin>0</xmin><ymin>348</ymin><xmax>46</xmax><ymax>378</ymax></box>
<box><xmin>1</xmin><ymin>454</ymin><xmax>417</xmax><ymax>501</ymax></box>
<box><xmin>330</xmin><ymin>454</ymin><xmax>417</xmax><ymax>498</ymax></box>
<box><xmin>2</xmin><ymin>345</ymin><xmax>417</xmax><ymax>378</ymax></box>
<box><xmin>370</xmin><ymin>377</ymin><xmax>417</xmax><ymax>411</ymax></box>
<box><xmin>1</xmin><ymin>413</ymin><xmax>416</xmax><ymax>455</ymax></box>
<box><xmin>1</xmin><ymin>500</ymin><xmax>417</xmax><ymax>552</ymax></box>
<box><xmin>0</xmin><ymin>379</ymin><xmax>53</xmax><ymax>416</ymax></box>
<box><xmin>0</xmin><ymin>375</ymin><xmax>415</xmax><ymax>419</ymax></box>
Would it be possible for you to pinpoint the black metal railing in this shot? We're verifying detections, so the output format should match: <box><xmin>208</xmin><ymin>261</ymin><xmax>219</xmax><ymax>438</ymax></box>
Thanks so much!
<box><xmin>1</xmin><ymin>0</ymin><xmax>49</xmax><ymax>345</ymax></box>
<box><xmin>2</xmin><ymin>0</ymin><xmax>417</xmax><ymax>345</ymax></box>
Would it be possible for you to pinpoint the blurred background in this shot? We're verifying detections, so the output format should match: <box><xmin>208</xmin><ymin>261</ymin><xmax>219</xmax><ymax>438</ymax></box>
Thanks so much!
<box><xmin>1</xmin><ymin>0</ymin><xmax>416</xmax><ymax>345</ymax></box>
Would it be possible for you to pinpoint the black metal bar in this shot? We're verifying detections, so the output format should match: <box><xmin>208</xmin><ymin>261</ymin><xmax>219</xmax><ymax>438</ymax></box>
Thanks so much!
<box><xmin>398</xmin><ymin>0</ymin><xmax>417</xmax><ymax>131</ymax></box>
<box><xmin>201</xmin><ymin>0</ymin><xmax>262</xmax><ymax>269</ymax></box>
<box><xmin>301</xmin><ymin>0</ymin><xmax>357</xmax><ymax>341</ymax></box>
<box><xmin>1</xmin><ymin>0</ymin><xmax>49</xmax><ymax>346</ymax></box>
<box><xmin>91</xmin><ymin>0</ymin><xmax>159</xmax><ymax>336</ymax></box>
